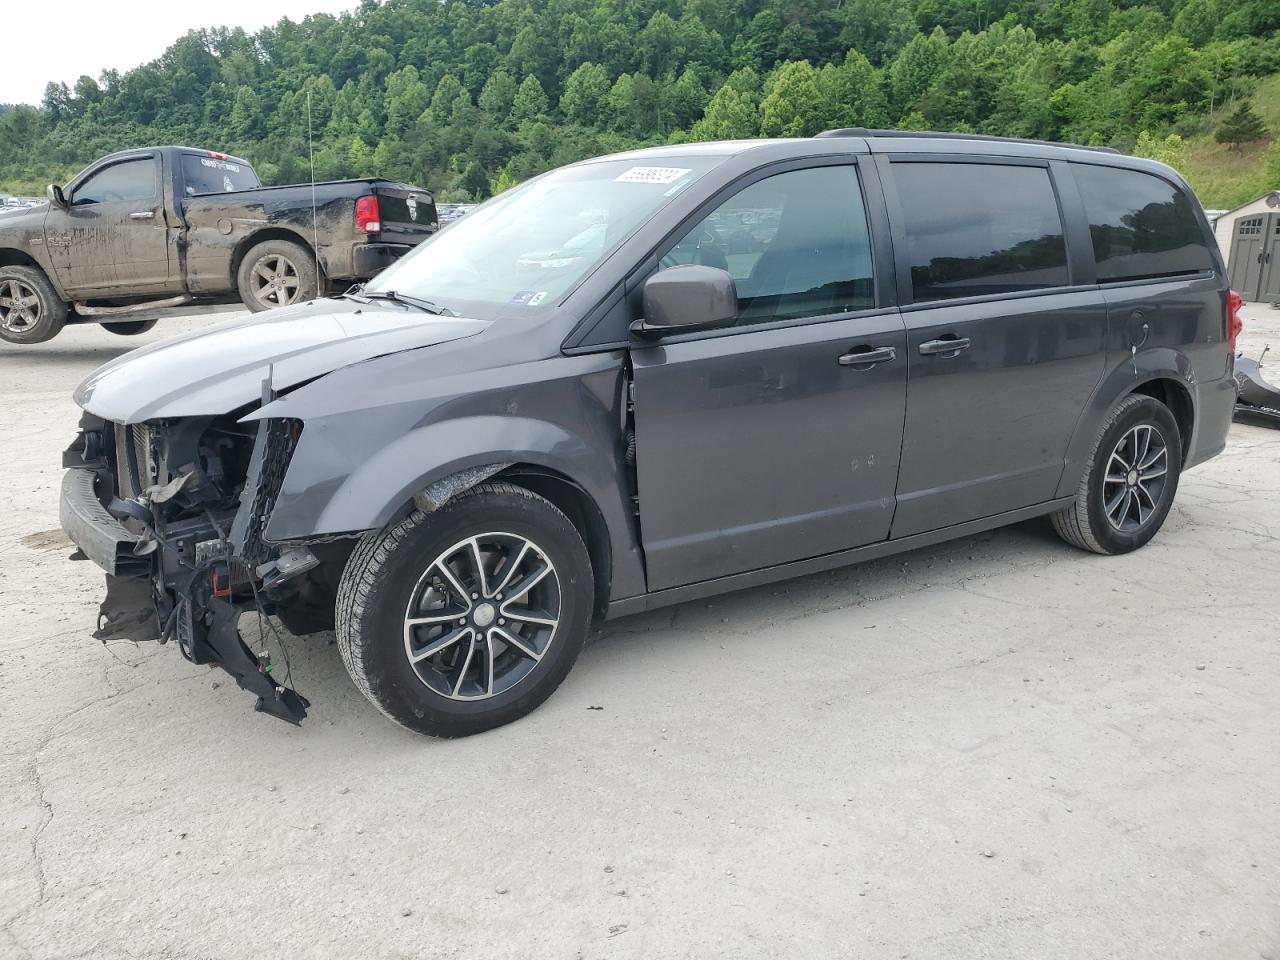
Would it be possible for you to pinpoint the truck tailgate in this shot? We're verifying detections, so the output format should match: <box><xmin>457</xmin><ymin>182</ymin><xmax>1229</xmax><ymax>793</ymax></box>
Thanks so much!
<box><xmin>375</xmin><ymin>184</ymin><xmax>437</xmax><ymax>245</ymax></box>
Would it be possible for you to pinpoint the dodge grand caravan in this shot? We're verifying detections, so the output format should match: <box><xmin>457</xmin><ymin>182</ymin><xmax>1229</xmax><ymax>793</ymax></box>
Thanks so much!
<box><xmin>59</xmin><ymin>130</ymin><xmax>1240</xmax><ymax>737</ymax></box>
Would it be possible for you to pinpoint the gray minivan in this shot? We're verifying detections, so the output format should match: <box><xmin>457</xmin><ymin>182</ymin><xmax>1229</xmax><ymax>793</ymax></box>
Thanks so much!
<box><xmin>60</xmin><ymin>130</ymin><xmax>1241</xmax><ymax>736</ymax></box>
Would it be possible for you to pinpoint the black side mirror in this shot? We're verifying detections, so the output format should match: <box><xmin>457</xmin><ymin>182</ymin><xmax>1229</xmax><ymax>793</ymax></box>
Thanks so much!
<box><xmin>632</xmin><ymin>265</ymin><xmax>738</xmax><ymax>338</ymax></box>
<box><xmin>46</xmin><ymin>184</ymin><xmax>67</xmax><ymax>210</ymax></box>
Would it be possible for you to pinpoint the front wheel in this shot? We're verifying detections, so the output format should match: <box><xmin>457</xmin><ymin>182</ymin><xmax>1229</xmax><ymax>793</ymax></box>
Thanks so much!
<box><xmin>335</xmin><ymin>482</ymin><xmax>594</xmax><ymax>737</ymax></box>
<box><xmin>1052</xmin><ymin>394</ymin><xmax>1182</xmax><ymax>555</ymax></box>
<box><xmin>0</xmin><ymin>265</ymin><xmax>67</xmax><ymax>344</ymax></box>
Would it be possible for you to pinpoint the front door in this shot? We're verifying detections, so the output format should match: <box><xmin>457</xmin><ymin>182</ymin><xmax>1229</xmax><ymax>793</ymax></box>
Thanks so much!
<box><xmin>883</xmin><ymin>159</ymin><xmax>1108</xmax><ymax>538</ymax></box>
<box><xmin>47</xmin><ymin>154</ymin><xmax>174</xmax><ymax>298</ymax></box>
<box><xmin>630</xmin><ymin>162</ymin><xmax>907</xmax><ymax>591</ymax></box>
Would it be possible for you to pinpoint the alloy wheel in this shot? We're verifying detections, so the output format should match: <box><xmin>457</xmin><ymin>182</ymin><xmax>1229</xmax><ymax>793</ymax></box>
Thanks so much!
<box><xmin>0</xmin><ymin>279</ymin><xmax>41</xmax><ymax>333</ymax></box>
<box><xmin>249</xmin><ymin>255</ymin><xmax>301</xmax><ymax>307</ymax></box>
<box><xmin>1102</xmin><ymin>423</ymin><xmax>1169</xmax><ymax>532</ymax></box>
<box><xmin>403</xmin><ymin>533</ymin><xmax>561</xmax><ymax>701</ymax></box>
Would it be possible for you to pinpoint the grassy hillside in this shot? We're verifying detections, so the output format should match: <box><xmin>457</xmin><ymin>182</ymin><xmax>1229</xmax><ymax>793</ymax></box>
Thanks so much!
<box><xmin>1182</xmin><ymin>72</ymin><xmax>1279</xmax><ymax>209</ymax></box>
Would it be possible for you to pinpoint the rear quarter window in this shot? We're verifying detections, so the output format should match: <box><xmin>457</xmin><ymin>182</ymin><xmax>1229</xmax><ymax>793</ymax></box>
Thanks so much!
<box><xmin>1073</xmin><ymin>164</ymin><xmax>1215</xmax><ymax>283</ymax></box>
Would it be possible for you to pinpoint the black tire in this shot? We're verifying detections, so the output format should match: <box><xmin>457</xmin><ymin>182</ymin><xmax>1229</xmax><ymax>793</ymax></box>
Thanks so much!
<box><xmin>103</xmin><ymin>318</ymin><xmax>159</xmax><ymax>336</ymax></box>
<box><xmin>0</xmin><ymin>265</ymin><xmax>67</xmax><ymax>344</ymax></box>
<box><xmin>1052</xmin><ymin>394</ymin><xmax>1182</xmax><ymax>555</ymax></box>
<box><xmin>235</xmin><ymin>239</ymin><xmax>318</xmax><ymax>313</ymax></box>
<box><xmin>335</xmin><ymin>482</ymin><xmax>594</xmax><ymax>737</ymax></box>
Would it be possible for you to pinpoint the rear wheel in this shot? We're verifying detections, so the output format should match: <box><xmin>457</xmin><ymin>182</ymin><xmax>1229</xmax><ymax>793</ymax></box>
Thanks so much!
<box><xmin>236</xmin><ymin>239</ymin><xmax>318</xmax><ymax>313</ymax></box>
<box><xmin>1052</xmin><ymin>394</ymin><xmax>1182</xmax><ymax>555</ymax></box>
<box><xmin>103</xmin><ymin>318</ymin><xmax>159</xmax><ymax>336</ymax></box>
<box><xmin>335</xmin><ymin>482</ymin><xmax>594</xmax><ymax>737</ymax></box>
<box><xmin>0</xmin><ymin>266</ymin><xmax>66</xmax><ymax>344</ymax></box>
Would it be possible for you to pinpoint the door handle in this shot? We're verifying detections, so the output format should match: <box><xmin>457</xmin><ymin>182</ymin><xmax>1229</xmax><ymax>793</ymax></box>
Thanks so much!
<box><xmin>130</xmin><ymin>211</ymin><xmax>155</xmax><ymax>220</ymax></box>
<box><xmin>838</xmin><ymin>345</ymin><xmax>897</xmax><ymax>367</ymax></box>
<box><xmin>919</xmin><ymin>336</ymin><xmax>971</xmax><ymax>357</ymax></box>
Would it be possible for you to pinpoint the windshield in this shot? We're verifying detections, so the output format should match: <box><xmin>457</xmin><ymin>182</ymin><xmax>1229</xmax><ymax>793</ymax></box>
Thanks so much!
<box><xmin>181</xmin><ymin>154</ymin><xmax>261</xmax><ymax>195</ymax></box>
<box><xmin>365</xmin><ymin>157</ymin><xmax>724</xmax><ymax>315</ymax></box>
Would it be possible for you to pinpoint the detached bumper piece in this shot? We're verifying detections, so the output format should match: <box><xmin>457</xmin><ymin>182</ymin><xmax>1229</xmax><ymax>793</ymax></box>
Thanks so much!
<box><xmin>188</xmin><ymin>599</ymin><xmax>310</xmax><ymax>725</ymax></box>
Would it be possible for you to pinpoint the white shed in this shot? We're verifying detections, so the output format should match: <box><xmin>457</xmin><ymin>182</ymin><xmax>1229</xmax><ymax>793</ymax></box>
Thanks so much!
<box><xmin>1213</xmin><ymin>190</ymin><xmax>1280</xmax><ymax>302</ymax></box>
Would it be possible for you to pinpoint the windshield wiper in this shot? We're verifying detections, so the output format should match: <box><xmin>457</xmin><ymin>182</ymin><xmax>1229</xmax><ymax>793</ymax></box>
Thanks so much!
<box><xmin>347</xmin><ymin>288</ymin><xmax>456</xmax><ymax>317</ymax></box>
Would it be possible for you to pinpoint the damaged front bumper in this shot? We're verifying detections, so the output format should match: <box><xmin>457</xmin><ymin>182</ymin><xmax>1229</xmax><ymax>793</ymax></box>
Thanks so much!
<box><xmin>59</xmin><ymin>414</ymin><xmax>312</xmax><ymax>724</ymax></box>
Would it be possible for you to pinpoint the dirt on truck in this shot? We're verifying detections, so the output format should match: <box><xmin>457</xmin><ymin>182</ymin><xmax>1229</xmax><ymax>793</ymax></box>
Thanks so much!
<box><xmin>0</xmin><ymin>146</ymin><xmax>436</xmax><ymax>344</ymax></box>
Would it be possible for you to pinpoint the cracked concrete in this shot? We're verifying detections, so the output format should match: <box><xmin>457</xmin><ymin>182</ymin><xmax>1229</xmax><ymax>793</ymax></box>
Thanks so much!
<box><xmin>1</xmin><ymin>305</ymin><xmax>1278</xmax><ymax>960</ymax></box>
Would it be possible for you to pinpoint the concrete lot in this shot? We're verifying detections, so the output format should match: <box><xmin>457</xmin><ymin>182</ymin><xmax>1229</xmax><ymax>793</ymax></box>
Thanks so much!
<box><xmin>1</xmin><ymin>305</ymin><xmax>1278</xmax><ymax>960</ymax></box>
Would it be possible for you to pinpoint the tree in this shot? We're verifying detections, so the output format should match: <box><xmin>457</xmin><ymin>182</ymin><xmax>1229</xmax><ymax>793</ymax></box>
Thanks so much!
<box><xmin>1134</xmin><ymin>130</ymin><xmax>1188</xmax><ymax>170</ymax></box>
<box><xmin>560</xmin><ymin>62</ymin><xmax>611</xmax><ymax>127</ymax></box>
<box><xmin>479</xmin><ymin>70</ymin><xmax>518</xmax><ymax>123</ymax></box>
<box><xmin>384</xmin><ymin>66</ymin><xmax>429</xmax><ymax>138</ymax></box>
<box><xmin>760</xmin><ymin>61</ymin><xmax>824</xmax><ymax>138</ymax></box>
<box><xmin>228</xmin><ymin>86</ymin><xmax>265</xmax><ymax>141</ymax></box>
<box><xmin>429</xmin><ymin>75</ymin><xmax>465</xmax><ymax>125</ymax></box>
<box><xmin>817</xmin><ymin>51</ymin><xmax>890</xmax><ymax>130</ymax></box>
<box><xmin>1215</xmin><ymin>101</ymin><xmax>1267</xmax><ymax>149</ymax></box>
<box><xmin>512</xmin><ymin>75</ymin><xmax>550</xmax><ymax>122</ymax></box>
<box><xmin>690</xmin><ymin>85</ymin><xmax>759</xmax><ymax>140</ymax></box>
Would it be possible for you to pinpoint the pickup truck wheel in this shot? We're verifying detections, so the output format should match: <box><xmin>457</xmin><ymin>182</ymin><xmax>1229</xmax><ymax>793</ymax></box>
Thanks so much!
<box><xmin>0</xmin><ymin>266</ymin><xmax>67</xmax><ymax>344</ymax></box>
<box><xmin>1051</xmin><ymin>394</ymin><xmax>1182</xmax><ymax>555</ymax></box>
<box><xmin>103</xmin><ymin>319</ymin><xmax>158</xmax><ymax>336</ymax></box>
<box><xmin>237</xmin><ymin>239</ymin><xmax>318</xmax><ymax>313</ymax></box>
<box><xmin>335</xmin><ymin>482</ymin><xmax>594</xmax><ymax>737</ymax></box>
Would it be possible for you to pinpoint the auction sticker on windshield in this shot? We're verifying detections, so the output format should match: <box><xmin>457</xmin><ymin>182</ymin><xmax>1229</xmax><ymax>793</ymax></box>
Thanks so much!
<box><xmin>614</xmin><ymin>166</ymin><xmax>691</xmax><ymax>185</ymax></box>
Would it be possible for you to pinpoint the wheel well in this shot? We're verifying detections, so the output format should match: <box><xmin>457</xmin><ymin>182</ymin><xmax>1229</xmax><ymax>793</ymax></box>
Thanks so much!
<box><xmin>1131</xmin><ymin>378</ymin><xmax>1193</xmax><ymax>463</ymax></box>
<box><xmin>497</xmin><ymin>465</ymin><xmax>613</xmax><ymax>622</ymax></box>
<box><xmin>230</xmin><ymin>229</ymin><xmax>320</xmax><ymax>287</ymax></box>
<box><xmin>0</xmin><ymin>248</ymin><xmax>45</xmax><ymax>271</ymax></box>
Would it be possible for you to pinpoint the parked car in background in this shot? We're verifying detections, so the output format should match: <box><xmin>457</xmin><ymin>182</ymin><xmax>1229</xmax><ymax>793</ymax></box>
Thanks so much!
<box><xmin>59</xmin><ymin>130</ymin><xmax>1238</xmax><ymax>736</ymax></box>
<box><xmin>436</xmin><ymin>202</ymin><xmax>475</xmax><ymax>226</ymax></box>
<box><xmin>0</xmin><ymin>146</ymin><xmax>436</xmax><ymax>344</ymax></box>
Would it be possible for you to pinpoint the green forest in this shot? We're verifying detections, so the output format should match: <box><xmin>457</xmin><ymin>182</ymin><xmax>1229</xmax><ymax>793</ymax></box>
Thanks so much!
<box><xmin>1</xmin><ymin>0</ymin><xmax>1278</xmax><ymax>207</ymax></box>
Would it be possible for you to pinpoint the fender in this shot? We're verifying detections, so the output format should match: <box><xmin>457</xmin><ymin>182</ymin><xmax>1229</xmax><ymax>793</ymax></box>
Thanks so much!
<box><xmin>1054</xmin><ymin>346</ymin><xmax>1196</xmax><ymax>499</ymax></box>
<box><xmin>256</xmin><ymin>350</ymin><xmax>647</xmax><ymax>601</ymax></box>
<box><xmin>0</xmin><ymin>245</ymin><xmax>67</xmax><ymax>300</ymax></box>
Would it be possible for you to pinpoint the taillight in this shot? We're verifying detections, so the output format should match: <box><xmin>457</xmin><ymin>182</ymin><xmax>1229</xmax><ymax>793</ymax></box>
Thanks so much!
<box><xmin>355</xmin><ymin>195</ymin><xmax>381</xmax><ymax>235</ymax></box>
<box><xmin>1227</xmin><ymin>289</ymin><xmax>1244</xmax><ymax>353</ymax></box>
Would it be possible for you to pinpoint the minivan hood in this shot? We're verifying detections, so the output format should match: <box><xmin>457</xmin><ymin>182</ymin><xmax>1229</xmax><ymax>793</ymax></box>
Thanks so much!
<box><xmin>74</xmin><ymin>299</ymin><xmax>489</xmax><ymax>423</ymax></box>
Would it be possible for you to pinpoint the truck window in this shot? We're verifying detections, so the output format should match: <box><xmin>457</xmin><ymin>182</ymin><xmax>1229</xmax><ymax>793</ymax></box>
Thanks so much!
<box><xmin>181</xmin><ymin>155</ymin><xmax>260</xmax><ymax>195</ymax></box>
<box><xmin>892</xmin><ymin>162</ymin><xmax>1069</xmax><ymax>302</ymax></box>
<box><xmin>1072</xmin><ymin>164</ymin><xmax>1216</xmax><ymax>283</ymax></box>
<box><xmin>72</xmin><ymin>158</ymin><xmax>158</xmax><ymax>206</ymax></box>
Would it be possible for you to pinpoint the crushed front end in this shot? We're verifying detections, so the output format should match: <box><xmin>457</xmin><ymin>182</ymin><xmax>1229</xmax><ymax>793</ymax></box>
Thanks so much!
<box><xmin>59</xmin><ymin>410</ymin><xmax>315</xmax><ymax>723</ymax></box>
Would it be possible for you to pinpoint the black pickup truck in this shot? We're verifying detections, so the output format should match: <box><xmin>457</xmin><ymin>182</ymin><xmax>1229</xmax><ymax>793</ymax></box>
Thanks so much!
<box><xmin>0</xmin><ymin>146</ymin><xmax>436</xmax><ymax>344</ymax></box>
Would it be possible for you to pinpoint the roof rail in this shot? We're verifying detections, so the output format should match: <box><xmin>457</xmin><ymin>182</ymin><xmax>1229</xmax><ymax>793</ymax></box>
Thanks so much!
<box><xmin>815</xmin><ymin>127</ymin><xmax>1121</xmax><ymax>155</ymax></box>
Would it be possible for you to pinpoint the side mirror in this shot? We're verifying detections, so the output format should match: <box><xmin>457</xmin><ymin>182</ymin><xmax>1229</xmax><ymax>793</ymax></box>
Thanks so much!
<box><xmin>46</xmin><ymin>184</ymin><xmax>67</xmax><ymax>210</ymax></box>
<box><xmin>632</xmin><ymin>265</ymin><xmax>738</xmax><ymax>338</ymax></box>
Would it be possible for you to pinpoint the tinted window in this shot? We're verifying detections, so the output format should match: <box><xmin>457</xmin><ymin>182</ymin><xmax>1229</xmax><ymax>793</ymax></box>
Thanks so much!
<box><xmin>1074</xmin><ymin>164</ymin><xmax>1215</xmax><ymax>282</ymax></box>
<box><xmin>894</xmin><ymin>163</ymin><xmax>1069</xmax><ymax>302</ymax></box>
<box><xmin>662</xmin><ymin>165</ymin><xmax>874</xmax><ymax>324</ymax></box>
<box><xmin>180</xmin><ymin>154</ymin><xmax>260</xmax><ymax>195</ymax></box>
<box><xmin>72</xmin><ymin>159</ymin><xmax>157</xmax><ymax>205</ymax></box>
